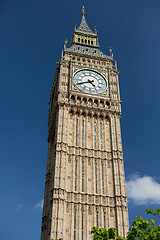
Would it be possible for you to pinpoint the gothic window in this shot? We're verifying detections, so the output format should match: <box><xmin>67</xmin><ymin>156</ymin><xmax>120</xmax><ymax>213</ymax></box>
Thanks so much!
<box><xmin>96</xmin><ymin>213</ymin><xmax>98</xmax><ymax>227</ymax></box>
<box><xmin>74</xmin><ymin>211</ymin><xmax>76</xmax><ymax>240</ymax></box>
<box><xmin>91</xmin><ymin>40</ymin><xmax>93</xmax><ymax>45</ymax></box>
<box><xmin>104</xmin><ymin>213</ymin><xmax>106</xmax><ymax>229</ymax></box>
<box><xmin>88</xmin><ymin>40</ymin><xmax>90</xmax><ymax>45</ymax></box>
<box><xmin>82</xmin><ymin>120</ymin><xmax>84</xmax><ymax>147</ymax></box>
<box><xmin>77</xmin><ymin>96</ymin><xmax>81</xmax><ymax>103</ymax></box>
<box><xmin>94</xmin><ymin>100</ymin><xmax>98</xmax><ymax>106</ymax></box>
<box><xmin>71</xmin><ymin>95</ymin><xmax>75</xmax><ymax>103</ymax></box>
<box><xmin>82</xmin><ymin>212</ymin><xmax>84</xmax><ymax>240</ymax></box>
<box><xmin>78</xmin><ymin>38</ymin><xmax>80</xmax><ymax>43</ymax></box>
<box><xmin>95</xmin><ymin>163</ymin><xmax>98</xmax><ymax>194</ymax></box>
<box><xmin>75</xmin><ymin>161</ymin><xmax>77</xmax><ymax>191</ymax></box>
<box><xmin>100</xmin><ymin>100</ymin><xmax>104</xmax><ymax>107</ymax></box>
<box><xmin>105</xmin><ymin>101</ymin><xmax>110</xmax><ymax>108</ymax></box>
<box><xmin>82</xmin><ymin>161</ymin><xmax>84</xmax><ymax>192</ymax></box>
<box><xmin>76</xmin><ymin>119</ymin><xmax>78</xmax><ymax>146</ymax></box>
<box><xmin>85</xmin><ymin>39</ymin><xmax>87</xmax><ymax>44</ymax></box>
<box><xmin>82</xmin><ymin>98</ymin><xmax>87</xmax><ymax>104</ymax></box>
<box><xmin>100</xmin><ymin>123</ymin><xmax>102</xmax><ymax>150</ymax></box>
<box><xmin>102</xmin><ymin>164</ymin><xmax>104</xmax><ymax>194</ymax></box>
<box><xmin>94</xmin><ymin>122</ymin><xmax>96</xmax><ymax>149</ymax></box>
<box><xmin>88</xmin><ymin>98</ymin><xmax>93</xmax><ymax>106</ymax></box>
<box><xmin>81</xmin><ymin>38</ymin><xmax>83</xmax><ymax>43</ymax></box>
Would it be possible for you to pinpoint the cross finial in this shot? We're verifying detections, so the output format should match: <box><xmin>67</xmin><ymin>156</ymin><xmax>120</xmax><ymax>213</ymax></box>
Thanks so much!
<box><xmin>109</xmin><ymin>47</ymin><xmax>112</xmax><ymax>55</ymax></box>
<box><xmin>81</xmin><ymin>6</ymin><xmax>86</xmax><ymax>16</ymax></box>
<box><xmin>95</xmin><ymin>26</ymin><xmax>97</xmax><ymax>34</ymax></box>
<box><xmin>64</xmin><ymin>38</ymin><xmax>68</xmax><ymax>50</ymax></box>
<box><xmin>109</xmin><ymin>46</ymin><xmax>114</xmax><ymax>57</ymax></box>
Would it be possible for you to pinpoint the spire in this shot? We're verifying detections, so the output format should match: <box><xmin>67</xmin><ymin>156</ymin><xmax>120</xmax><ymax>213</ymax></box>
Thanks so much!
<box><xmin>64</xmin><ymin>7</ymin><xmax>113</xmax><ymax>61</ymax></box>
<box><xmin>81</xmin><ymin>6</ymin><xmax>86</xmax><ymax>16</ymax></box>
<box><xmin>76</xmin><ymin>6</ymin><xmax>96</xmax><ymax>35</ymax></box>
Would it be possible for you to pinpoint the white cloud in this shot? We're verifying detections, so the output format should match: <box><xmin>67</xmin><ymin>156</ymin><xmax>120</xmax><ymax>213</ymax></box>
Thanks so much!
<box><xmin>126</xmin><ymin>174</ymin><xmax>160</xmax><ymax>205</ymax></box>
<box><xmin>16</xmin><ymin>204</ymin><xmax>23</xmax><ymax>212</ymax></box>
<box><xmin>35</xmin><ymin>199</ymin><xmax>44</xmax><ymax>209</ymax></box>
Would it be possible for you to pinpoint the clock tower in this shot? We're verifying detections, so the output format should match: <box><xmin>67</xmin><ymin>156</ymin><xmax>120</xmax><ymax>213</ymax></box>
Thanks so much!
<box><xmin>41</xmin><ymin>6</ymin><xmax>129</xmax><ymax>240</ymax></box>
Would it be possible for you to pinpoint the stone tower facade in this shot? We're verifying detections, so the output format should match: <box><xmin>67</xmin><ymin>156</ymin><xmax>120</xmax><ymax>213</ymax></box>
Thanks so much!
<box><xmin>41</xmin><ymin>7</ymin><xmax>129</xmax><ymax>240</ymax></box>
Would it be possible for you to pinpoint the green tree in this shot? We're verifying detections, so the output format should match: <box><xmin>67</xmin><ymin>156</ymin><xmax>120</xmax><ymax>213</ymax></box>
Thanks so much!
<box><xmin>127</xmin><ymin>208</ymin><xmax>160</xmax><ymax>240</ymax></box>
<box><xmin>91</xmin><ymin>226</ymin><xmax>124</xmax><ymax>239</ymax></box>
<box><xmin>91</xmin><ymin>208</ymin><xmax>160</xmax><ymax>240</ymax></box>
<box><xmin>51</xmin><ymin>238</ymin><xmax>63</xmax><ymax>240</ymax></box>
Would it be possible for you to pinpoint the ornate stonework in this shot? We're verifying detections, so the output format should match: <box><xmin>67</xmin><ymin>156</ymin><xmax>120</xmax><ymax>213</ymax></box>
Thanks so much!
<box><xmin>41</xmin><ymin>6</ymin><xmax>129</xmax><ymax>240</ymax></box>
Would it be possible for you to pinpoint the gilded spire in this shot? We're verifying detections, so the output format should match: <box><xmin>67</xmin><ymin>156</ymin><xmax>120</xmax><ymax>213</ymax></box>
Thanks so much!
<box><xmin>76</xmin><ymin>6</ymin><xmax>95</xmax><ymax>35</ymax></box>
<box><xmin>81</xmin><ymin>6</ymin><xmax>86</xmax><ymax>16</ymax></box>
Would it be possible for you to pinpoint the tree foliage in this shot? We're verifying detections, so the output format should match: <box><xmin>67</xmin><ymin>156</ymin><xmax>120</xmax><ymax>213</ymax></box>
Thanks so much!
<box><xmin>91</xmin><ymin>208</ymin><xmax>160</xmax><ymax>240</ymax></box>
<box><xmin>51</xmin><ymin>238</ymin><xmax>63</xmax><ymax>240</ymax></box>
<box><xmin>91</xmin><ymin>227</ymin><xmax>125</xmax><ymax>240</ymax></box>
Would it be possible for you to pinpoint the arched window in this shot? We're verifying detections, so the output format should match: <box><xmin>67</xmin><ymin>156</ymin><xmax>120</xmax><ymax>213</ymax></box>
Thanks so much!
<box><xmin>82</xmin><ymin>98</ymin><xmax>87</xmax><ymax>104</ymax></box>
<box><xmin>74</xmin><ymin>211</ymin><xmax>76</xmax><ymax>240</ymax></box>
<box><xmin>82</xmin><ymin>212</ymin><xmax>84</xmax><ymax>240</ymax></box>
<box><xmin>94</xmin><ymin>99</ymin><xmax>98</xmax><ymax>106</ymax></box>
<box><xmin>100</xmin><ymin>123</ymin><xmax>103</xmax><ymax>150</ymax></box>
<box><xmin>75</xmin><ymin>161</ymin><xmax>77</xmax><ymax>191</ymax></box>
<box><xmin>82</xmin><ymin>161</ymin><xmax>84</xmax><ymax>192</ymax></box>
<box><xmin>82</xmin><ymin>120</ymin><xmax>84</xmax><ymax>147</ymax></box>
<box><xmin>104</xmin><ymin>212</ymin><xmax>106</xmax><ymax>229</ymax></box>
<box><xmin>95</xmin><ymin>163</ymin><xmax>98</xmax><ymax>193</ymax></box>
<box><xmin>71</xmin><ymin>95</ymin><xmax>75</xmax><ymax>103</ymax></box>
<box><xmin>102</xmin><ymin>163</ymin><xmax>104</xmax><ymax>194</ymax></box>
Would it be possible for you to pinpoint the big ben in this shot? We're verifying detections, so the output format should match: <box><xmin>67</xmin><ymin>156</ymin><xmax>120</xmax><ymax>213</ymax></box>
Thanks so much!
<box><xmin>41</xmin><ymin>6</ymin><xmax>129</xmax><ymax>240</ymax></box>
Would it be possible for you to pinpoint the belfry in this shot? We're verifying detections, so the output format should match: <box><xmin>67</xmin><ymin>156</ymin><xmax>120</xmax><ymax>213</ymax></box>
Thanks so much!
<box><xmin>41</xmin><ymin>7</ymin><xmax>129</xmax><ymax>240</ymax></box>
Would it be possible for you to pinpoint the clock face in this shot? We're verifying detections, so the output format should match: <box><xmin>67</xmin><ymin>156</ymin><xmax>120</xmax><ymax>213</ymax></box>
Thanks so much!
<box><xmin>73</xmin><ymin>70</ymin><xmax>107</xmax><ymax>94</ymax></box>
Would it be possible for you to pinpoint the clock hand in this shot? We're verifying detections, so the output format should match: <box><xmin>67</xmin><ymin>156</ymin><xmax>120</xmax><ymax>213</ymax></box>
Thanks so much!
<box><xmin>88</xmin><ymin>79</ymin><xmax>95</xmax><ymax>87</ymax></box>
<box><xmin>76</xmin><ymin>81</ymin><xmax>91</xmax><ymax>85</ymax></box>
<box><xmin>76</xmin><ymin>80</ymin><xmax>94</xmax><ymax>85</ymax></box>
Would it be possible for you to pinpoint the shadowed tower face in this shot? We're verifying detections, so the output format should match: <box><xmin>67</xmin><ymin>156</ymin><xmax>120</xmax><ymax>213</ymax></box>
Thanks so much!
<box><xmin>41</xmin><ymin>6</ymin><xmax>129</xmax><ymax>240</ymax></box>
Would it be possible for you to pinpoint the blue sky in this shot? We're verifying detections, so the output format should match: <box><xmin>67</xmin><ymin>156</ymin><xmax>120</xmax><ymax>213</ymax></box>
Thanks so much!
<box><xmin>1</xmin><ymin>0</ymin><xmax>160</xmax><ymax>239</ymax></box>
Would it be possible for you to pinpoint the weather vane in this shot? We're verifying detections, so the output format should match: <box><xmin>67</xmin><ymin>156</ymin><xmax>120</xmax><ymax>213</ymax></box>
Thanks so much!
<box><xmin>81</xmin><ymin>6</ymin><xmax>86</xmax><ymax>16</ymax></box>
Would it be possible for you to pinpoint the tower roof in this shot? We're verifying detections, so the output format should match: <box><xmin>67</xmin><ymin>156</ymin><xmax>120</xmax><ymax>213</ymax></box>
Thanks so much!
<box><xmin>64</xmin><ymin>6</ymin><xmax>113</xmax><ymax>61</ymax></box>
<box><xmin>75</xmin><ymin>6</ymin><xmax>96</xmax><ymax>36</ymax></box>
